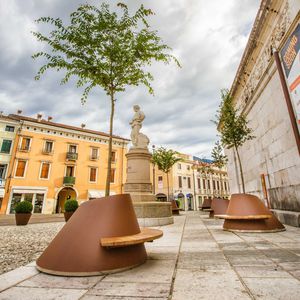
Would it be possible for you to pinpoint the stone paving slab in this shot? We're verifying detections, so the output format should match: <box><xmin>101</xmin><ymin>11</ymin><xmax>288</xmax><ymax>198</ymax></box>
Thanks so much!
<box><xmin>0</xmin><ymin>211</ymin><xmax>300</xmax><ymax>299</ymax></box>
<box><xmin>88</xmin><ymin>281</ymin><xmax>170</xmax><ymax>298</ymax></box>
<box><xmin>17</xmin><ymin>273</ymin><xmax>102</xmax><ymax>289</ymax></box>
<box><xmin>0</xmin><ymin>266</ymin><xmax>39</xmax><ymax>292</ymax></box>
<box><xmin>0</xmin><ymin>286</ymin><xmax>87</xmax><ymax>300</ymax></box>
<box><xmin>243</xmin><ymin>277</ymin><xmax>300</xmax><ymax>300</ymax></box>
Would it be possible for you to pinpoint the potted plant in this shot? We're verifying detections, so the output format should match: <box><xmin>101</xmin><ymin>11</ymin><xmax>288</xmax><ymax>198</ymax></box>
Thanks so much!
<box><xmin>15</xmin><ymin>201</ymin><xmax>33</xmax><ymax>226</ymax></box>
<box><xmin>64</xmin><ymin>199</ymin><xmax>79</xmax><ymax>222</ymax></box>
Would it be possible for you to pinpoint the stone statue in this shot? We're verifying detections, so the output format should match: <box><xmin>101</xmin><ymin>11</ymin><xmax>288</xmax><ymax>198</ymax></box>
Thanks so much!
<box><xmin>129</xmin><ymin>105</ymin><xmax>149</xmax><ymax>148</ymax></box>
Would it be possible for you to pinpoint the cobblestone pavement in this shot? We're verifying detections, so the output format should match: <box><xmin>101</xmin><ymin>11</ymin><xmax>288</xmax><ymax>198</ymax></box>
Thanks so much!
<box><xmin>0</xmin><ymin>212</ymin><xmax>300</xmax><ymax>299</ymax></box>
<box><xmin>0</xmin><ymin>222</ymin><xmax>63</xmax><ymax>275</ymax></box>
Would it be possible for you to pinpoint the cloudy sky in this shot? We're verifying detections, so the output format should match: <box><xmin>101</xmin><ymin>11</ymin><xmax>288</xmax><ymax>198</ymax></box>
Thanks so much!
<box><xmin>0</xmin><ymin>0</ymin><xmax>260</xmax><ymax>158</ymax></box>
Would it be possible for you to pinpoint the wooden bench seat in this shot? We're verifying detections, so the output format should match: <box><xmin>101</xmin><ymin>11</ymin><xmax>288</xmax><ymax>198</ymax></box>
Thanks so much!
<box><xmin>214</xmin><ymin>214</ymin><xmax>272</xmax><ymax>220</ymax></box>
<box><xmin>203</xmin><ymin>208</ymin><xmax>213</xmax><ymax>212</ymax></box>
<box><xmin>100</xmin><ymin>228</ymin><xmax>163</xmax><ymax>248</ymax></box>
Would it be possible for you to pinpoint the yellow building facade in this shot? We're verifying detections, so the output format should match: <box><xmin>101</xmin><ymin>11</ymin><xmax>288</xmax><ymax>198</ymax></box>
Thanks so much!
<box><xmin>0</xmin><ymin>113</ymin><xmax>129</xmax><ymax>214</ymax></box>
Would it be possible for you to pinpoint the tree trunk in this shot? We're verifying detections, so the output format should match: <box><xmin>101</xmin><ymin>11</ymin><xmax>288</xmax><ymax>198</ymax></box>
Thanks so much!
<box><xmin>234</xmin><ymin>145</ymin><xmax>245</xmax><ymax>194</ymax></box>
<box><xmin>166</xmin><ymin>172</ymin><xmax>170</xmax><ymax>201</ymax></box>
<box><xmin>105</xmin><ymin>91</ymin><xmax>115</xmax><ymax>197</ymax></box>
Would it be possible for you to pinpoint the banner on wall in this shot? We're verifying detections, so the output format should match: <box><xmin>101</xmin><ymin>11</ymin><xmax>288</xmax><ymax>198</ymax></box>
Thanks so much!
<box><xmin>280</xmin><ymin>23</ymin><xmax>300</xmax><ymax>130</ymax></box>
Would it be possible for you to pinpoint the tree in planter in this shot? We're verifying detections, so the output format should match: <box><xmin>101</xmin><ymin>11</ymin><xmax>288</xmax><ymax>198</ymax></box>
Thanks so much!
<box><xmin>151</xmin><ymin>147</ymin><xmax>182</xmax><ymax>201</ymax></box>
<box><xmin>211</xmin><ymin>140</ymin><xmax>228</xmax><ymax>198</ymax></box>
<box><xmin>32</xmin><ymin>3</ymin><xmax>180</xmax><ymax>196</ymax></box>
<box><xmin>215</xmin><ymin>89</ymin><xmax>254</xmax><ymax>193</ymax></box>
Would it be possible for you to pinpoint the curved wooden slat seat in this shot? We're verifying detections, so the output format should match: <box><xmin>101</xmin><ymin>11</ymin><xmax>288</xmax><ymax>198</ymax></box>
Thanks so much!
<box><xmin>101</xmin><ymin>228</ymin><xmax>163</xmax><ymax>248</ymax></box>
<box><xmin>214</xmin><ymin>214</ymin><xmax>272</xmax><ymax>220</ymax></box>
<box><xmin>203</xmin><ymin>208</ymin><xmax>213</xmax><ymax>212</ymax></box>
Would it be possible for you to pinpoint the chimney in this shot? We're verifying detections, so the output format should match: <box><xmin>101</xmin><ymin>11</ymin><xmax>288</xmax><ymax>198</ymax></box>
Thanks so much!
<box><xmin>81</xmin><ymin>123</ymin><xmax>86</xmax><ymax>129</ymax></box>
<box><xmin>17</xmin><ymin>110</ymin><xmax>22</xmax><ymax>115</ymax></box>
<box><xmin>37</xmin><ymin>114</ymin><xmax>42</xmax><ymax>122</ymax></box>
<box><xmin>47</xmin><ymin>116</ymin><xmax>53</xmax><ymax>122</ymax></box>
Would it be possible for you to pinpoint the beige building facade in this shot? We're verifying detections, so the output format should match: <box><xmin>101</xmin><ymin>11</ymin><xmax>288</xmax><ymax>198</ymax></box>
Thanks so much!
<box><xmin>152</xmin><ymin>152</ymin><xmax>230</xmax><ymax>211</ymax></box>
<box><xmin>0</xmin><ymin>115</ymin><xmax>20</xmax><ymax>209</ymax></box>
<box><xmin>226</xmin><ymin>0</ymin><xmax>300</xmax><ymax>226</ymax></box>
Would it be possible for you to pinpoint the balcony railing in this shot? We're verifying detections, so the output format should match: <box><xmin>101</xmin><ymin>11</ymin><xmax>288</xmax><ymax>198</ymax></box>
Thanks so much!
<box><xmin>63</xmin><ymin>176</ymin><xmax>75</xmax><ymax>186</ymax></box>
<box><xmin>66</xmin><ymin>152</ymin><xmax>78</xmax><ymax>160</ymax></box>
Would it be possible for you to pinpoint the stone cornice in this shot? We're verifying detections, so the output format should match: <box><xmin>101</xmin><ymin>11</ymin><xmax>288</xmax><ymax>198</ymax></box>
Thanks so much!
<box><xmin>230</xmin><ymin>0</ymin><xmax>291</xmax><ymax>108</ymax></box>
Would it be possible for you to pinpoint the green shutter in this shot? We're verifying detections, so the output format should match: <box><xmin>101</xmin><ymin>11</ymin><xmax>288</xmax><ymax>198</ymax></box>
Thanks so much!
<box><xmin>1</xmin><ymin>140</ymin><xmax>12</xmax><ymax>153</ymax></box>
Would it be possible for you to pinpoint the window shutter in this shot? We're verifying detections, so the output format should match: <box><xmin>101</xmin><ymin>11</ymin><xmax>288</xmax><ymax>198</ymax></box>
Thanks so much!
<box><xmin>16</xmin><ymin>161</ymin><xmax>26</xmax><ymax>177</ymax></box>
<box><xmin>1</xmin><ymin>140</ymin><xmax>12</xmax><ymax>153</ymax></box>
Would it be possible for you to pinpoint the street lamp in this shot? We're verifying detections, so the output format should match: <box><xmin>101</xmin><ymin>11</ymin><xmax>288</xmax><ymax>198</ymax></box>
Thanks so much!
<box><xmin>152</xmin><ymin>144</ymin><xmax>156</xmax><ymax>195</ymax></box>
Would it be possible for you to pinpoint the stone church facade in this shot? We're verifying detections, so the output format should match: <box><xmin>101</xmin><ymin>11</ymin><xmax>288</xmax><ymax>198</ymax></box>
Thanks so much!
<box><xmin>226</xmin><ymin>0</ymin><xmax>300</xmax><ymax>226</ymax></box>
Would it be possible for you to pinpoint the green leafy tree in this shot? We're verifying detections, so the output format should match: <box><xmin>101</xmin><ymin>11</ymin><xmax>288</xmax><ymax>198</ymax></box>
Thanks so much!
<box><xmin>215</xmin><ymin>89</ymin><xmax>254</xmax><ymax>193</ymax></box>
<box><xmin>32</xmin><ymin>3</ymin><xmax>180</xmax><ymax>196</ymax></box>
<box><xmin>211</xmin><ymin>140</ymin><xmax>228</xmax><ymax>197</ymax></box>
<box><xmin>152</xmin><ymin>147</ymin><xmax>182</xmax><ymax>201</ymax></box>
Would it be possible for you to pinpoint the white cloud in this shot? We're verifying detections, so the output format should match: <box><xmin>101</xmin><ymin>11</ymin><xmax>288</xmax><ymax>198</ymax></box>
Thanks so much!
<box><xmin>0</xmin><ymin>0</ymin><xmax>260</xmax><ymax>158</ymax></box>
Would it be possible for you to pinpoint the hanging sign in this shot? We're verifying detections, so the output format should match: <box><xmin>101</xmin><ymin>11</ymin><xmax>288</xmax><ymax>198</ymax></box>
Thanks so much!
<box><xmin>280</xmin><ymin>23</ymin><xmax>300</xmax><ymax>131</ymax></box>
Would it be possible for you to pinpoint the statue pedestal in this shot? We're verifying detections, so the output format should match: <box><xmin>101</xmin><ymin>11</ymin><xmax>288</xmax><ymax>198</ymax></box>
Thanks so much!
<box><xmin>124</xmin><ymin>148</ymin><xmax>173</xmax><ymax>226</ymax></box>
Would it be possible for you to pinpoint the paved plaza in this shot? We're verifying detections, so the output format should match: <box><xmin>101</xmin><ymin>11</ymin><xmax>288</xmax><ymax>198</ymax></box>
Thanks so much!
<box><xmin>0</xmin><ymin>211</ymin><xmax>300</xmax><ymax>299</ymax></box>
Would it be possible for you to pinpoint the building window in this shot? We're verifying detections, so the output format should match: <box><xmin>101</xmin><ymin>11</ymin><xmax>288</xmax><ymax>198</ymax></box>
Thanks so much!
<box><xmin>111</xmin><ymin>151</ymin><xmax>116</xmax><ymax>163</ymax></box>
<box><xmin>20</xmin><ymin>137</ymin><xmax>31</xmax><ymax>151</ymax></box>
<box><xmin>202</xmin><ymin>179</ymin><xmax>206</xmax><ymax>189</ymax></box>
<box><xmin>224</xmin><ymin>181</ymin><xmax>227</xmax><ymax>191</ymax></box>
<box><xmin>34</xmin><ymin>194</ymin><xmax>44</xmax><ymax>213</ymax></box>
<box><xmin>178</xmin><ymin>176</ymin><xmax>182</xmax><ymax>188</ymax></box>
<box><xmin>1</xmin><ymin>139</ymin><xmax>12</xmax><ymax>154</ymax></box>
<box><xmin>213</xmin><ymin>180</ymin><xmax>216</xmax><ymax>190</ymax></box>
<box><xmin>110</xmin><ymin>168</ymin><xmax>115</xmax><ymax>183</ymax></box>
<box><xmin>217</xmin><ymin>181</ymin><xmax>220</xmax><ymax>191</ymax></box>
<box><xmin>66</xmin><ymin>165</ymin><xmax>75</xmax><ymax>177</ymax></box>
<box><xmin>15</xmin><ymin>160</ymin><xmax>27</xmax><ymax>178</ymax></box>
<box><xmin>9</xmin><ymin>193</ymin><xmax>22</xmax><ymax>213</ymax></box>
<box><xmin>89</xmin><ymin>167</ymin><xmax>97</xmax><ymax>183</ymax></box>
<box><xmin>187</xmin><ymin>165</ymin><xmax>190</xmax><ymax>171</ymax></box>
<box><xmin>5</xmin><ymin>125</ymin><xmax>15</xmax><ymax>132</ymax></box>
<box><xmin>207</xmin><ymin>179</ymin><xmax>210</xmax><ymax>190</ymax></box>
<box><xmin>91</xmin><ymin>148</ymin><xmax>99</xmax><ymax>160</ymax></box>
<box><xmin>0</xmin><ymin>164</ymin><xmax>7</xmax><ymax>180</ymax></box>
<box><xmin>158</xmin><ymin>176</ymin><xmax>163</xmax><ymax>182</ymax></box>
<box><xmin>40</xmin><ymin>162</ymin><xmax>50</xmax><ymax>179</ymax></box>
<box><xmin>69</xmin><ymin>144</ymin><xmax>77</xmax><ymax>153</ymax></box>
<box><xmin>197</xmin><ymin>178</ymin><xmax>201</xmax><ymax>189</ymax></box>
<box><xmin>187</xmin><ymin>177</ymin><xmax>191</xmax><ymax>189</ymax></box>
<box><xmin>44</xmin><ymin>141</ymin><xmax>53</xmax><ymax>154</ymax></box>
<box><xmin>177</xmin><ymin>163</ymin><xmax>182</xmax><ymax>170</ymax></box>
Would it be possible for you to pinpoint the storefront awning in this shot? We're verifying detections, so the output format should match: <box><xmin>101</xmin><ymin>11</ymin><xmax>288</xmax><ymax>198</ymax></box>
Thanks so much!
<box><xmin>12</xmin><ymin>188</ymin><xmax>47</xmax><ymax>194</ymax></box>
<box><xmin>88</xmin><ymin>190</ymin><xmax>116</xmax><ymax>199</ymax></box>
<box><xmin>88</xmin><ymin>190</ymin><xmax>105</xmax><ymax>199</ymax></box>
<box><xmin>0</xmin><ymin>189</ymin><xmax>4</xmax><ymax>198</ymax></box>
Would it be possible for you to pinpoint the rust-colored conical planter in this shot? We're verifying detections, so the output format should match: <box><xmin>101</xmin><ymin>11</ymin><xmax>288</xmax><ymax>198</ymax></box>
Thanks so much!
<box><xmin>222</xmin><ymin>193</ymin><xmax>285</xmax><ymax>233</ymax></box>
<box><xmin>210</xmin><ymin>198</ymin><xmax>229</xmax><ymax>218</ymax></box>
<box><xmin>36</xmin><ymin>194</ymin><xmax>147</xmax><ymax>276</ymax></box>
<box><xmin>200</xmin><ymin>198</ymin><xmax>212</xmax><ymax>210</ymax></box>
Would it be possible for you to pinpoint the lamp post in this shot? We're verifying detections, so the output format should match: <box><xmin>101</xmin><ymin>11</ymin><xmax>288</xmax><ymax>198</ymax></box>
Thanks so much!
<box><xmin>152</xmin><ymin>145</ymin><xmax>156</xmax><ymax>195</ymax></box>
